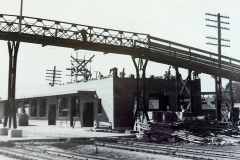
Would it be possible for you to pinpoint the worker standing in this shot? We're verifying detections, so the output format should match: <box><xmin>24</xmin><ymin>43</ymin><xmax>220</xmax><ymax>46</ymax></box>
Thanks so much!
<box><xmin>80</xmin><ymin>28</ymin><xmax>88</xmax><ymax>42</ymax></box>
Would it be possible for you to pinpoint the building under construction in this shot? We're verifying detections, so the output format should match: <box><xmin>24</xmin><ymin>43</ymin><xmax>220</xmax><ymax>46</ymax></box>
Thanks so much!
<box><xmin>0</xmin><ymin>13</ymin><xmax>239</xmax><ymax>137</ymax></box>
<box><xmin>0</xmin><ymin>66</ymin><xmax>202</xmax><ymax>130</ymax></box>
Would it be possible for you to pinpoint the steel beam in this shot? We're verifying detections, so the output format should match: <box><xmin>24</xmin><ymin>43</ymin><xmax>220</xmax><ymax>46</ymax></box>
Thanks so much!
<box><xmin>215</xmin><ymin>76</ymin><xmax>222</xmax><ymax>121</ymax></box>
<box><xmin>188</xmin><ymin>69</ymin><xmax>193</xmax><ymax>113</ymax></box>
<box><xmin>175</xmin><ymin>67</ymin><xmax>180</xmax><ymax>111</ymax></box>
<box><xmin>68</xmin><ymin>96</ymin><xmax>73</xmax><ymax>127</ymax></box>
<box><xmin>229</xmin><ymin>79</ymin><xmax>234</xmax><ymax>124</ymax></box>
<box><xmin>4</xmin><ymin>41</ymin><xmax>20</xmax><ymax>129</ymax></box>
<box><xmin>132</xmin><ymin>57</ymin><xmax>149</xmax><ymax>128</ymax></box>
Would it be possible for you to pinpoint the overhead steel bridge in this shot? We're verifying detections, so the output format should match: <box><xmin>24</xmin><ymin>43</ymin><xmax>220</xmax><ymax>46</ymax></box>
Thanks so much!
<box><xmin>0</xmin><ymin>14</ymin><xmax>239</xmax><ymax>81</ymax></box>
<box><xmin>0</xmin><ymin>14</ymin><xmax>239</xmax><ymax>129</ymax></box>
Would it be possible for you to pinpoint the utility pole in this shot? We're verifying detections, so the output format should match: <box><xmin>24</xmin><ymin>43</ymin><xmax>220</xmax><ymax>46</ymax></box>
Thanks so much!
<box><xmin>19</xmin><ymin>0</ymin><xmax>23</xmax><ymax>34</ymax></box>
<box><xmin>46</xmin><ymin>66</ymin><xmax>62</xmax><ymax>87</ymax></box>
<box><xmin>205</xmin><ymin>13</ymin><xmax>230</xmax><ymax>121</ymax></box>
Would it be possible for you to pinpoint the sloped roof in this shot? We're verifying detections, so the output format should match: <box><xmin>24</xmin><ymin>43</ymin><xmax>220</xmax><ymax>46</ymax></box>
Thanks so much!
<box><xmin>15</xmin><ymin>82</ymin><xmax>95</xmax><ymax>100</ymax></box>
<box><xmin>1</xmin><ymin>80</ymin><xmax>103</xmax><ymax>101</ymax></box>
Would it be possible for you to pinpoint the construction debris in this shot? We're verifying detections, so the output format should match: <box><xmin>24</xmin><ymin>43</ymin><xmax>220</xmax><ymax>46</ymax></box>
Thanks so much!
<box><xmin>91</xmin><ymin>121</ymin><xmax>112</xmax><ymax>132</ymax></box>
<box><xmin>136</xmin><ymin>118</ymin><xmax>240</xmax><ymax>145</ymax></box>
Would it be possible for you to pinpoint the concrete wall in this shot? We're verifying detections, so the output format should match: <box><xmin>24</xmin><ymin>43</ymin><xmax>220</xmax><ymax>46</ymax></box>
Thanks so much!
<box><xmin>62</xmin><ymin>78</ymin><xmax>114</xmax><ymax>127</ymax></box>
<box><xmin>191</xmin><ymin>79</ymin><xmax>202</xmax><ymax>116</ymax></box>
<box><xmin>0</xmin><ymin>101</ymin><xmax>5</xmax><ymax>119</ymax></box>
<box><xmin>79</xmin><ymin>92</ymin><xmax>96</xmax><ymax>127</ymax></box>
<box><xmin>77</xmin><ymin>78</ymin><xmax>114</xmax><ymax>127</ymax></box>
<box><xmin>113</xmin><ymin>77</ymin><xmax>201</xmax><ymax>130</ymax></box>
<box><xmin>113</xmin><ymin>78</ymin><xmax>135</xmax><ymax>130</ymax></box>
<box><xmin>113</xmin><ymin>78</ymin><xmax>177</xmax><ymax>129</ymax></box>
<box><xmin>0</xmin><ymin>77</ymin><xmax>201</xmax><ymax>130</ymax></box>
<box><xmin>13</xmin><ymin>78</ymin><xmax>114</xmax><ymax>127</ymax></box>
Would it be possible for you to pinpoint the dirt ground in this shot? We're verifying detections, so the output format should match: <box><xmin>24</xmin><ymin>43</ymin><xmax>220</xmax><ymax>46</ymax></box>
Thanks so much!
<box><xmin>34</xmin><ymin>139</ymin><xmax>240</xmax><ymax>160</ymax></box>
<box><xmin>27</xmin><ymin>142</ymin><xmax>187</xmax><ymax>160</ymax></box>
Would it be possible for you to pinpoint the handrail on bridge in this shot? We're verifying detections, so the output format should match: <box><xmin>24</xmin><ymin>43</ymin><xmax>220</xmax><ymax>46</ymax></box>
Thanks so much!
<box><xmin>149</xmin><ymin>36</ymin><xmax>240</xmax><ymax>65</ymax></box>
<box><xmin>0</xmin><ymin>14</ymin><xmax>150</xmax><ymax>49</ymax></box>
<box><xmin>1</xmin><ymin>14</ymin><xmax>240</xmax><ymax>79</ymax></box>
<box><xmin>135</xmin><ymin>39</ymin><xmax>240</xmax><ymax>77</ymax></box>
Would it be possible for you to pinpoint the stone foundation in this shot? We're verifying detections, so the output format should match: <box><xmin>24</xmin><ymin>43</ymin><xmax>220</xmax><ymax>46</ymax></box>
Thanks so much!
<box><xmin>8</xmin><ymin>129</ymin><xmax>22</xmax><ymax>137</ymax></box>
<box><xmin>0</xmin><ymin>128</ymin><xmax>8</xmax><ymax>135</ymax></box>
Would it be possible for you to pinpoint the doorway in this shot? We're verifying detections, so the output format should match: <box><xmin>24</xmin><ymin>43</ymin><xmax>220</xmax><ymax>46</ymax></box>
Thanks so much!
<box><xmin>48</xmin><ymin>104</ymin><xmax>56</xmax><ymax>125</ymax></box>
<box><xmin>83</xmin><ymin>102</ymin><xmax>94</xmax><ymax>127</ymax></box>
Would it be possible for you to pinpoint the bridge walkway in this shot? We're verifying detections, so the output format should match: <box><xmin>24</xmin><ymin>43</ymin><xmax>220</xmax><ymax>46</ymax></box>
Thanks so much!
<box><xmin>0</xmin><ymin>14</ymin><xmax>239</xmax><ymax>81</ymax></box>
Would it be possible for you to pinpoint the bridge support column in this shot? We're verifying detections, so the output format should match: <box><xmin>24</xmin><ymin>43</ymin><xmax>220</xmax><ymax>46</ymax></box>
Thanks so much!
<box><xmin>215</xmin><ymin>76</ymin><xmax>222</xmax><ymax>121</ymax></box>
<box><xmin>229</xmin><ymin>79</ymin><xmax>234</xmax><ymax>124</ymax></box>
<box><xmin>178</xmin><ymin>69</ymin><xmax>193</xmax><ymax>113</ymax></box>
<box><xmin>69</xmin><ymin>96</ymin><xmax>73</xmax><ymax>127</ymax></box>
<box><xmin>188</xmin><ymin>69</ymin><xmax>193</xmax><ymax>113</ymax></box>
<box><xmin>132</xmin><ymin>57</ymin><xmax>149</xmax><ymax>128</ymax></box>
<box><xmin>175</xmin><ymin>67</ymin><xmax>180</xmax><ymax>111</ymax></box>
<box><xmin>4</xmin><ymin>41</ymin><xmax>20</xmax><ymax>129</ymax></box>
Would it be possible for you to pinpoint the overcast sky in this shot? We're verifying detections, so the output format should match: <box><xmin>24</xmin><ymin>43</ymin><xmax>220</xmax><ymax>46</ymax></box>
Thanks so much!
<box><xmin>0</xmin><ymin>0</ymin><xmax>239</xmax><ymax>99</ymax></box>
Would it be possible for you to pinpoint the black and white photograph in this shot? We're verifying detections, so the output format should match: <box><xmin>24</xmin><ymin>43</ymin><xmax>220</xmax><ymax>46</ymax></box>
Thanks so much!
<box><xmin>0</xmin><ymin>0</ymin><xmax>240</xmax><ymax>159</ymax></box>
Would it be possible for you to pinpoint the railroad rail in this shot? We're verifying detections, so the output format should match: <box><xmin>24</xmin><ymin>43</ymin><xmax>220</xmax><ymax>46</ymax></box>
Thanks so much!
<box><xmin>95</xmin><ymin>140</ymin><xmax>240</xmax><ymax>160</ymax></box>
<box><xmin>0</xmin><ymin>144</ymin><xmax>107</xmax><ymax>160</ymax></box>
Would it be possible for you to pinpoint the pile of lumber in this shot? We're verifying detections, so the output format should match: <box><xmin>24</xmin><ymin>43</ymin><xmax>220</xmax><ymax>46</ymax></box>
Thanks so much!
<box><xmin>136</xmin><ymin>119</ymin><xmax>240</xmax><ymax>145</ymax></box>
<box><xmin>175</xmin><ymin>119</ymin><xmax>240</xmax><ymax>137</ymax></box>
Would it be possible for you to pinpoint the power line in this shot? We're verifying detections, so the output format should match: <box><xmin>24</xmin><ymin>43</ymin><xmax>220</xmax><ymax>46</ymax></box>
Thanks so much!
<box><xmin>46</xmin><ymin>66</ymin><xmax>62</xmax><ymax>87</ymax></box>
<box><xmin>205</xmin><ymin>13</ymin><xmax>230</xmax><ymax>48</ymax></box>
<box><xmin>205</xmin><ymin>13</ymin><xmax>230</xmax><ymax>121</ymax></box>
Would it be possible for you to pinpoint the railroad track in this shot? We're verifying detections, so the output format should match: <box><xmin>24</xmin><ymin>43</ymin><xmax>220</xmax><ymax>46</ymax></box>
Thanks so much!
<box><xmin>0</xmin><ymin>144</ymin><xmax>108</xmax><ymax>160</ymax></box>
<box><xmin>95</xmin><ymin>140</ymin><xmax>240</xmax><ymax>160</ymax></box>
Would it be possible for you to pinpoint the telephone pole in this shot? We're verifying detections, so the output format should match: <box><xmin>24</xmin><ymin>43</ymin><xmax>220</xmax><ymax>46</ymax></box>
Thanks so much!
<box><xmin>46</xmin><ymin>66</ymin><xmax>62</xmax><ymax>86</ymax></box>
<box><xmin>205</xmin><ymin>13</ymin><xmax>230</xmax><ymax>121</ymax></box>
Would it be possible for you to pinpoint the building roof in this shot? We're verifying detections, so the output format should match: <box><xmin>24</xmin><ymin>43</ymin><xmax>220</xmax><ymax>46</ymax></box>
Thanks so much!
<box><xmin>15</xmin><ymin>82</ymin><xmax>95</xmax><ymax>99</ymax></box>
<box><xmin>1</xmin><ymin>78</ymin><xmax>110</xmax><ymax>101</ymax></box>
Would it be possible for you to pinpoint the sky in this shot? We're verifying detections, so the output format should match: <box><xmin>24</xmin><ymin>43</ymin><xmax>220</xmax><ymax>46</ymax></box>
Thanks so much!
<box><xmin>0</xmin><ymin>0</ymin><xmax>240</xmax><ymax>99</ymax></box>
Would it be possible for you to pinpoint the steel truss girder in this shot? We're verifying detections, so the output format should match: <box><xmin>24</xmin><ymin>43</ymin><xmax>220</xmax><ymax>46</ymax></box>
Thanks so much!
<box><xmin>0</xmin><ymin>14</ymin><xmax>149</xmax><ymax>49</ymax></box>
<box><xmin>137</xmin><ymin>39</ymin><xmax>240</xmax><ymax>82</ymax></box>
<box><xmin>180</xmin><ymin>69</ymin><xmax>193</xmax><ymax>112</ymax></box>
<box><xmin>2</xmin><ymin>14</ymin><xmax>240</xmax><ymax>83</ymax></box>
<box><xmin>132</xmin><ymin>57</ymin><xmax>149</xmax><ymax>127</ymax></box>
<box><xmin>176</xmin><ymin>68</ymin><xmax>193</xmax><ymax>112</ymax></box>
<box><xmin>4</xmin><ymin>41</ymin><xmax>20</xmax><ymax>129</ymax></box>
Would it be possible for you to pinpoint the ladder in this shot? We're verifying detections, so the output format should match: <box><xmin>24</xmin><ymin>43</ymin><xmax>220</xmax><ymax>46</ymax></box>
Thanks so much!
<box><xmin>60</xmin><ymin>109</ymin><xmax>69</xmax><ymax>127</ymax></box>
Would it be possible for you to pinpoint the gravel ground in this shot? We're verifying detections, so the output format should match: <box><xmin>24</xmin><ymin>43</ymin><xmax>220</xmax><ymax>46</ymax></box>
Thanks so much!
<box><xmin>0</xmin><ymin>154</ymin><xmax>16</xmax><ymax>160</ymax></box>
<box><xmin>3</xmin><ymin>140</ymin><xmax>240</xmax><ymax>160</ymax></box>
<box><xmin>75</xmin><ymin>145</ymin><xmax>185</xmax><ymax>160</ymax></box>
<box><xmin>43</xmin><ymin>142</ymin><xmax>187</xmax><ymax>160</ymax></box>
